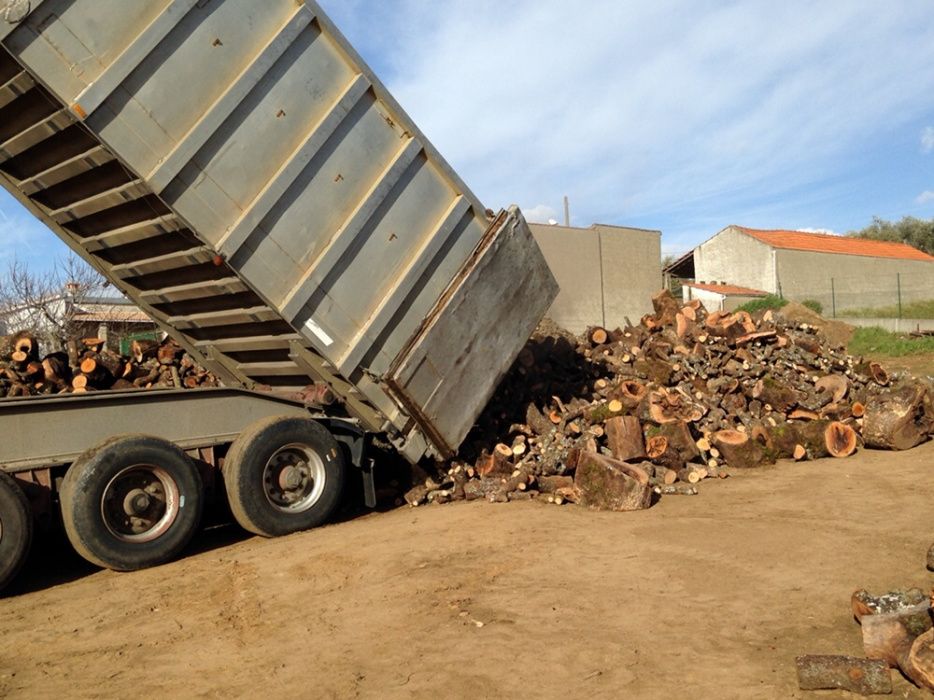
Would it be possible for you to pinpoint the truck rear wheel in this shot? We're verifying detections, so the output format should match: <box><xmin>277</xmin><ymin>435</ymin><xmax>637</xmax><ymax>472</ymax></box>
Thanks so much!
<box><xmin>60</xmin><ymin>435</ymin><xmax>204</xmax><ymax>571</ymax></box>
<box><xmin>223</xmin><ymin>416</ymin><xmax>345</xmax><ymax>537</ymax></box>
<box><xmin>0</xmin><ymin>471</ymin><xmax>32</xmax><ymax>593</ymax></box>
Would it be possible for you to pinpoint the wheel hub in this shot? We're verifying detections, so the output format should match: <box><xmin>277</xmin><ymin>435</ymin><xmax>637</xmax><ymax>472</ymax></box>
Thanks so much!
<box><xmin>279</xmin><ymin>465</ymin><xmax>307</xmax><ymax>491</ymax></box>
<box><xmin>262</xmin><ymin>444</ymin><xmax>326</xmax><ymax>513</ymax></box>
<box><xmin>101</xmin><ymin>465</ymin><xmax>179</xmax><ymax>543</ymax></box>
<box><xmin>123</xmin><ymin>489</ymin><xmax>152</xmax><ymax>516</ymax></box>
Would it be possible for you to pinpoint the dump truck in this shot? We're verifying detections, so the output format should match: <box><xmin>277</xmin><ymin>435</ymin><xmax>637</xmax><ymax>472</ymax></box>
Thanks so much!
<box><xmin>0</xmin><ymin>0</ymin><xmax>558</xmax><ymax>591</ymax></box>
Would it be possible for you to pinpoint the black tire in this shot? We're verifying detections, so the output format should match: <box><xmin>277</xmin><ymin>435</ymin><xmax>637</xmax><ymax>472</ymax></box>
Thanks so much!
<box><xmin>0</xmin><ymin>471</ymin><xmax>33</xmax><ymax>593</ymax></box>
<box><xmin>60</xmin><ymin>435</ymin><xmax>204</xmax><ymax>571</ymax></box>
<box><xmin>223</xmin><ymin>416</ymin><xmax>345</xmax><ymax>537</ymax></box>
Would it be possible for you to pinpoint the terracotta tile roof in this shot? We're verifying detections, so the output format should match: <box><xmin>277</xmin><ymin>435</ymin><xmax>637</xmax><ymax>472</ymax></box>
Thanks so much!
<box><xmin>736</xmin><ymin>226</ymin><xmax>934</xmax><ymax>261</ymax></box>
<box><xmin>683</xmin><ymin>282</ymin><xmax>768</xmax><ymax>297</ymax></box>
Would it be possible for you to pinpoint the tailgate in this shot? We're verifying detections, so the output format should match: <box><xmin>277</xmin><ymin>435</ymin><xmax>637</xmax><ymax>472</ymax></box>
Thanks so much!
<box><xmin>385</xmin><ymin>207</ymin><xmax>559</xmax><ymax>457</ymax></box>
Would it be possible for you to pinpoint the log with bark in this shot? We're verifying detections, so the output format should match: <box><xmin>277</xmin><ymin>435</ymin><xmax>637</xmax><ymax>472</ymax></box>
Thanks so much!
<box><xmin>795</xmin><ymin>655</ymin><xmax>892</xmax><ymax>695</ymax></box>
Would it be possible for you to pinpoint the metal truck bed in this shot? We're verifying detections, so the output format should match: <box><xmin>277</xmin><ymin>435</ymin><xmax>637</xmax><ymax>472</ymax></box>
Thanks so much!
<box><xmin>0</xmin><ymin>0</ymin><xmax>557</xmax><ymax>462</ymax></box>
<box><xmin>0</xmin><ymin>387</ymin><xmax>351</xmax><ymax>472</ymax></box>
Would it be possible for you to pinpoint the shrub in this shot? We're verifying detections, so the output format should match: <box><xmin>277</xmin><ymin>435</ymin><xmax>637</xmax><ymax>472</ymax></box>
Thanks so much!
<box><xmin>735</xmin><ymin>295</ymin><xmax>788</xmax><ymax>314</ymax></box>
<box><xmin>802</xmin><ymin>299</ymin><xmax>823</xmax><ymax>315</ymax></box>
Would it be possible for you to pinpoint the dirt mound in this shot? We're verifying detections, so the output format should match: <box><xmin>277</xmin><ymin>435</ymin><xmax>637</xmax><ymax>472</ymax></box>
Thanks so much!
<box><xmin>777</xmin><ymin>302</ymin><xmax>855</xmax><ymax>349</ymax></box>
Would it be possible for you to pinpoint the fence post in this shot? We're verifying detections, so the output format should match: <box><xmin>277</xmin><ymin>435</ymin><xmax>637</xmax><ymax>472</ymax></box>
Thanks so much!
<box><xmin>831</xmin><ymin>278</ymin><xmax>836</xmax><ymax>318</ymax></box>
<box><xmin>897</xmin><ymin>273</ymin><xmax>902</xmax><ymax>319</ymax></box>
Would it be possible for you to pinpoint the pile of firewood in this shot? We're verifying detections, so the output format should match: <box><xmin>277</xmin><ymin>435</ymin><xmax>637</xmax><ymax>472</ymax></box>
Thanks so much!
<box><xmin>0</xmin><ymin>330</ymin><xmax>220</xmax><ymax>396</ymax></box>
<box><xmin>406</xmin><ymin>290</ymin><xmax>933</xmax><ymax>511</ymax></box>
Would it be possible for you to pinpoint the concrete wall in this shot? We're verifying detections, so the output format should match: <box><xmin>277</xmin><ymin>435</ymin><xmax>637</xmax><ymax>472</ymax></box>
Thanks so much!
<box><xmin>682</xmin><ymin>286</ymin><xmax>762</xmax><ymax>312</ymax></box>
<box><xmin>776</xmin><ymin>249</ymin><xmax>934</xmax><ymax>313</ymax></box>
<box><xmin>693</xmin><ymin>227</ymin><xmax>776</xmax><ymax>293</ymax></box>
<box><xmin>839</xmin><ymin>317</ymin><xmax>934</xmax><ymax>333</ymax></box>
<box><xmin>530</xmin><ymin>223</ymin><xmax>661</xmax><ymax>333</ymax></box>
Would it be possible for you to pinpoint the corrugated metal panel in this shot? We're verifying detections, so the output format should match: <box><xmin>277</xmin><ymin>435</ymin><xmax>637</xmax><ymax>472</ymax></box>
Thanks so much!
<box><xmin>0</xmin><ymin>0</ymin><xmax>557</xmax><ymax>461</ymax></box>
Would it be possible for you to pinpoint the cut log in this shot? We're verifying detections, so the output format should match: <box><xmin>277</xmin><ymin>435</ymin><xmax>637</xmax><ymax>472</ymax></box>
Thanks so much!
<box><xmin>712</xmin><ymin>429</ymin><xmax>774</xmax><ymax>468</ymax></box>
<box><xmin>869</xmin><ymin>361</ymin><xmax>890</xmax><ymax>386</ymax></box>
<box><xmin>907</xmin><ymin>628</ymin><xmax>934</xmax><ymax>691</ymax></box>
<box><xmin>604</xmin><ymin>416</ymin><xmax>646</xmax><ymax>462</ymax></box>
<box><xmin>571</xmin><ymin>451</ymin><xmax>652</xmax><ymax>511</ymax></box>
<box><xmin>5</xmin><ymin>331</ymin><xmax>39</xmax><ymax>362</ymax></box>
<box><xmin>816</xmin><ymin>374</ymin><xmax>849</xmax><ymax>404</ymax></box>
<box><xmin>860</xmin><ymin>603</ymin><xmax>932</xmax><ymax>669</ymax></box>
<box><xmin>824</xmin><ymin>421</ymin><xmax>857</xmax><ymax>458</ymax></box>
<box><xmin>863</xmin><ymin>383</ymin><xmax>934</xmax><ymax>450</ymax></box>
<box><xmin>616</xmin><ymin>380</ymin><xmax>647</xmax><ymax>410</ymax></box>
<box><xmin>651</xmin><ymin>421</ymin><xmax>701</xmax><ymax>462</ymax></box>
<box><xmin>795</xmin><ymin>655</ymin><xmax>892</xmax><ymax>695</ymax></box>
<box><xmin>537</xmin><ymin>475</ymin><xmax>575</xmax><ymax>494</ymax></box>
<box><xmin>677</xmin><ymin>466</ymin><xmax>705</xmax><ymax>484</ymax></box>
<box><xmin>751</xmin><ymin>376</ymin><xmax>801</xmax><ymax>413</ymax></box>
<box><xmin>589</xmin><ymin>327</ymin><xmax>608</xmax><ymax>346</ymax></box>
<box><xmin>648</xmin><ymin>465</ymin><xmax>678</xmax><ymax>486</ymax></box>
<box><xmin>793</xmin><ymin>444</ymin><xmax>807</xmax><ymax>461</ymax></box>
<box><xmin>645</xmin><ymin>435</ymin><xmax>668</xmax><ymax>460</ymax></box>
<box><xmin>651</xmin><ymin>289</ymin><xmax>681</xmax><ymax>326</ymax></box>
<box><xmin>787</xmin><ymin>408</ymin><xmax>819</xmax><ymax>421</ymax></box>
<box><xmin>41</xmin><ymin>352</ymin><xmax>71</xmax><ymax>383</ymax></box>
<box><xmin>928</xmin><ymin>543</ymin><xmax>934</xmax><ymax>572</ymax></box>
<box><xmin>130</xmin><ymin>338</ymin><xmax>160</xmax><ymax>363</ymax></box>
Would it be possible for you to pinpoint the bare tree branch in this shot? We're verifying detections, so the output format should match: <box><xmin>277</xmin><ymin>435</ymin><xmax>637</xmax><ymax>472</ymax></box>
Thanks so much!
<box><xmin>0</xmin><ymin>254</ymin><xmax>112</xmax><ymax>349</ymax></box>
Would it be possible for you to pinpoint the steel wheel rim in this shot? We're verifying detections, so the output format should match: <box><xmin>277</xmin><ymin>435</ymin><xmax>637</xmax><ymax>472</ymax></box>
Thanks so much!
<box><xmin>101</xmin><ymin>465</ymin><xmax>180</xmax><ymax>543</ymax></box>
<box><xmin>262</xmin><ymin>443</ymin><xmax>326</xmax><ymax>513</ymax></box>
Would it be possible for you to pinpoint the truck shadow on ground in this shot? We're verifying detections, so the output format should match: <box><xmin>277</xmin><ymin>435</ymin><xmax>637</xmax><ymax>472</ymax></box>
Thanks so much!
<box><xmin>4</xmin><ymin>462</ymin><xmax>411</xmax><ymax>598</ymax></box>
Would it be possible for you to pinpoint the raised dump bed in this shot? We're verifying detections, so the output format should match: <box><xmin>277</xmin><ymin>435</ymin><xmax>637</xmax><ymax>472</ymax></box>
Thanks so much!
<box><xmin>0</xmin><ymin>0</ymin><xmax>558</xmax><ymax>463</ymax></box>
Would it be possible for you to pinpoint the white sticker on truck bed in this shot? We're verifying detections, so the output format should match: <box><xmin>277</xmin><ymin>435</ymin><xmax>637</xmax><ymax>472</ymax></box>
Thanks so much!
<box><xmin>304</xmin><ymin>318</ymin><xmax>334</xmax><ymax>347</ymax></box>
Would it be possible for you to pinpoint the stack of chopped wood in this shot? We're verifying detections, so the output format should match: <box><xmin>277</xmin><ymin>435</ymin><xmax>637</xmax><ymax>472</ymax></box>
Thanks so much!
<box><xmin>0</xmin><ymin>330</ymin><xmax>220</xmax><ymax>396</ymax></box>
<box><xmin>405</xmin><ymin>290</ymin><xmax>933</xmax><ymax>510</ymax></box>
<box><xmin>797</xmin><ymin>585</ymin><xmax>934</xmax><ymax>694</ymax></box>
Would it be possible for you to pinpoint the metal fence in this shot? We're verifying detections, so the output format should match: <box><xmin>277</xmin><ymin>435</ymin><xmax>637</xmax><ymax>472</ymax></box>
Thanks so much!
<box><xmin>783</xmin><ymin>271</ymin><xmax>934</xmax><ymax>320</ymax></box>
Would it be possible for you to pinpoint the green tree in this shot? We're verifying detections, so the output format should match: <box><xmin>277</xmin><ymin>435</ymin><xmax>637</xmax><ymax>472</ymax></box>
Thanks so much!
<box><xmin>848</xmin><ymin>216</ymin><xmax>934</xmax><ymax>255</ymax></box>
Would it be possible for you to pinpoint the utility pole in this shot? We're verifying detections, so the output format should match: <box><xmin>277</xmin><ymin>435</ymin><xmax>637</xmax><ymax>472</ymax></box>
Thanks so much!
<box><xmin>563</xmin><ymin>196</ymin><xmax>570</xmax><ymax>227</ymax></box>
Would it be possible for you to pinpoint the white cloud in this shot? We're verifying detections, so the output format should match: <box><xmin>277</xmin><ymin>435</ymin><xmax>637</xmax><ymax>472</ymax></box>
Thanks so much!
<box><xmin>798</xmin><ymin>228</ymin><xmax>839</xmax><ymax>235</ymax></box>
<box><xmin>923</xmin><ymin>127</ymin><xmax>934</xmax><ymax>153</ymax></box>
<box><xmin>321</xmin><ymin>0</ymin><xmax>934</xmax><ymax>240</ymax></box>
<box><xmin>917</xmin><ymin>191</ymin><xmax>934</xmax><ymax>205</ymax></box>
<box><xmin>522</xmin><ymin>204</ymin><xmax>558</xmax><ymax>224</ymax></box>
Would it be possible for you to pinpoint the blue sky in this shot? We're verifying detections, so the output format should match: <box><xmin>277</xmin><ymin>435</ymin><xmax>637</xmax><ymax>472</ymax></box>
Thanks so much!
<box><xmin>3</xmin><ymin>0</ymin><xmax>934</xmax><ymax>268</ymax></box>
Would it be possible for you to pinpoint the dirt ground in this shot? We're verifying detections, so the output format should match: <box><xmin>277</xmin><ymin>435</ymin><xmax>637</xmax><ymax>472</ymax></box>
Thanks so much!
<box><xmin>869</xmin><ymin>353</ymin><xmax>934</xmax><ymax>379</ymax></box>
<box><xmin>2</xmin><ymin>443</ymin><xmax>933</xmax><ymax>699</ymax></box>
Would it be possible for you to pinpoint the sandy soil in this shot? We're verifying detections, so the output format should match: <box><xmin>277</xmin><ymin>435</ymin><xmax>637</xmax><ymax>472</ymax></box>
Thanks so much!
<box><xmin>2</xmin><ymin>443</ymin><xmax>934</xmax><ymax>699</ymax></box>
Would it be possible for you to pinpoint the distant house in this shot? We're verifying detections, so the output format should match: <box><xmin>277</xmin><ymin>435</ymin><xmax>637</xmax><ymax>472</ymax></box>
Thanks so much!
<box><xmin>681</xmin><ymin>282</ymin><xmax>768</xmax><ymax>312</ymax></box>
<box><xmin>665</xmin><ymin>226</ymin><xmax>934</xmax><ymax>314</ymax></box>
<box><xmin>0</xmin><ymin>292</ymin><xmax>159</xmax><ymax>353</ymax></box>
<box><xmin>529</xmin><ymin>222</ymin><xmax>662</xmax><ymax>333</ymax></box>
